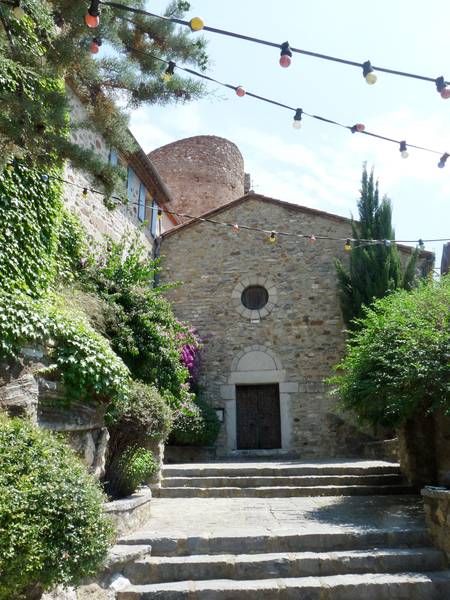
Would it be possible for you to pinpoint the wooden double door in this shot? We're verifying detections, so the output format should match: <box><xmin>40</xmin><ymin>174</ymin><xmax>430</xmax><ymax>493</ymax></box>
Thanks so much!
<box><xmin>236</xmin><ymin>384</ymin><xmax>281</xmax><ymax>450</ymax></box>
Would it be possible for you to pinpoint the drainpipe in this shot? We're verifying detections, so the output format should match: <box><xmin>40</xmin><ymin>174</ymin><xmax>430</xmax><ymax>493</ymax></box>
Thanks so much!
<box><xmin>153</xmin><ymin>235</ymin><xmax>161</xmax><ymax>288</ymax></box>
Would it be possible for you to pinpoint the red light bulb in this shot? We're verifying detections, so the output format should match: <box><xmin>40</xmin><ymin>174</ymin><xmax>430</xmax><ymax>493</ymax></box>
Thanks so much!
<box><xmin>279</xmin><ymin>54</ymin><xmax>291</xmax><ymax>68</ymax></box>
<box><xmin>441</xmin><ymin>88</ymin><xmax>450</xmax><ymax>99</ymax></box>
<box><xmin>84</xmin><ymin>13</ymin><xmax>99</xmax><ymax>28</ymax></box>
<box><xmin>355</xmin><ymin>123</ymin><xmax>365</xmax><ymax>132</ymax></box>
<box><xmin>236</xmin><ymin>86</ymin><xmax>246</xmax><ymax>97</ymax></box>
<box><xmin>90</xmin><ymin>40</ymin><xmax>100</xmax><ymax>54</ymax></box>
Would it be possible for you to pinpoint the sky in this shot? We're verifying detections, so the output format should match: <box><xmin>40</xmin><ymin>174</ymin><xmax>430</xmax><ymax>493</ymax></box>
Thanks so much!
<box><xmin>129</xmin><ymin>0</ymin><xmax>450</xmax><ymax>267</ymax></box>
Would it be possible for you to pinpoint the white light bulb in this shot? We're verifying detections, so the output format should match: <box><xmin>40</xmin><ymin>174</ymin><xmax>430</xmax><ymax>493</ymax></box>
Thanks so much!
<box><xmin>365</xmin><ymin>72</ymin><xmax>377</xmax><ymax>85</ymax></box>
<box><xmin>13</xmin><ymin>5</ymin><xmax>25</xmax><ymax>18</ymax></box>
<box><xmin>292</xmin><ymin>120</ymin><xmax>302</xmax><ymax>130</ymax></box>
<box><xmin>401</xmin><ymin>150</ymin><xmax>409</xmax><ymax>159</ymax></box>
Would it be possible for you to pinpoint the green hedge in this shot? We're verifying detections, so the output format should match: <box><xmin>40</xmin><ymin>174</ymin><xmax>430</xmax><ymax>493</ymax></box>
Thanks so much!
<box><xmin>170</xmin><ymin>395</ymin><xmax>220</xmax><ymax>447</ymax></box>
<box><xmin>330</xmin><ymin>276</ymin><xmax>450</xmax><ymax>427</ymax></box>
<box><xmin>0</xmin><ymin>415</ymin><xmax>114</xmax><ymax>600</ymax></box>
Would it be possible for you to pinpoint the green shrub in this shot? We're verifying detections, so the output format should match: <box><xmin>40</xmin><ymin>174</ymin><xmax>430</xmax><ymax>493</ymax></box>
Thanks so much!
<box><xmin>0</xmin><ymin>415</ymin><xmax>114</xmax><ymax>600</ymax></box>
<box><xmin>82</xmin><ymin>234</ymin><xmax>194</xmax><ymax>404</ymax></box>
<box><xmin>170</xmin><ymin>394</ymin><xmax>220</xmax><ymax>447</ymax></box>
<box><xmin>0</xmin><ymin>291</ymin><xmax>129</xmax><ymax>404</ymax></box>
<box><xmin>330</xmin><ymin>276</ymin><xmax>450</xmax><ymax>428</ymax></box>
<box><xmin>106</xmin><ymin>380</ymin><xmax>173</xmax><ymax>443</ymax></box>
<box><xmin>108</xmin><ymin>447</ymin><xmax>158</xmax><ymax>499</ymax></box>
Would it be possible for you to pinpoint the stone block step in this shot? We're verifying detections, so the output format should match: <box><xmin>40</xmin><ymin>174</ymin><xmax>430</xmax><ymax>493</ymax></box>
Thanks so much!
<box><xmin>162</xmin><ymin>474</ymin><xmax>402</xmax><ymax>488</ymax></box>
<box><xmin>163</xmin><ymin>461</ymin><xmax>401</xmax><ymax>479</ymax></box>
<box><xmin>124</xmin><ymin>548</ymin><xmax>445</xmax><ymax>584</ymax></box>
<box><xmin>156</xmin><ymin>484</ymin><xmax>413</xmax><ymax>498</ymax></box>
<box><xmin>117</xmin><ymin>571</ymin><xmax>450</xmax><ymax>599</ymax></box>
<box><xmin>121</xmin><ymin>529</ymin><xmax>430</xmax><ymax>556</ymax></box>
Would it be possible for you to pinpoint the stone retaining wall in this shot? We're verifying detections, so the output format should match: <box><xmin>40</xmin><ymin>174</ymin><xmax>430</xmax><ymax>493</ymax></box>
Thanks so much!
<box><xmin>422</xmin><ymin>487</ymin><xmax>450</xmax><ymax>561</ymax></box>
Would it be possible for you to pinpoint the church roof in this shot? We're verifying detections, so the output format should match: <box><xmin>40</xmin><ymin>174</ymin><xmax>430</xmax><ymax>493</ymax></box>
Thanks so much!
<box><xmin>161</xmin><ymin>193</ymin><xmax>433</xmax><ymax>258</ymax></box>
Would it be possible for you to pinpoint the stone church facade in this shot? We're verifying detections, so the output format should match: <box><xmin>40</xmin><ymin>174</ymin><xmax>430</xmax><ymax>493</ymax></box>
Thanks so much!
<box><xmin>154</xmin><ymin>135</ymin><xmax>432</xmax><ymax>458</ymax></box>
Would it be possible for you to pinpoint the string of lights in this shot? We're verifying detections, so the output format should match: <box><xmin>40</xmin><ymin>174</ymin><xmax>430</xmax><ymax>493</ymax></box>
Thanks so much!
<box><xmin>121</xmin><ymin>47</ymin><xmax>449</xmax><ymax>165</ymax></box>
<box><xmin>12</xmin><ymin>165</ymin><xmax>445</xmax><ymax>251</ymax></box>
<box><xmin>94</xmin><ymin>0</ymin><xmax>450</xmax><ymax>96</ymax></box>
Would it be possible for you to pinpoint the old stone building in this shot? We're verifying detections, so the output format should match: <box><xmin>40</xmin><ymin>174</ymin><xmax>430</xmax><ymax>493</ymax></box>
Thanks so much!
<box><xmin>156</xmin><ymin>135</ymin><xmax>433</xmax><ymax>458</ymax></box>
<box><xmin>63</xmin><ymin>89</ymin><xmax>180</xmax><ymax>250</ymax></box>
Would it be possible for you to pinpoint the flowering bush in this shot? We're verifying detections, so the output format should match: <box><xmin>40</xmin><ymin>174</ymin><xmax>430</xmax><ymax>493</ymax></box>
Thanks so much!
<box><xmin>180</xmin><ymin>329</ymin><xmax>201</xmax><ymax>387</ymax></box>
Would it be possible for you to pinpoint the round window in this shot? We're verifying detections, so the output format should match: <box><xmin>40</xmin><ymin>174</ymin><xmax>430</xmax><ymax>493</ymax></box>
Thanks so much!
<box><xmin>241</xmin><ymin>285</ymin><xmax>269</xmax><ymax>310</ymax></box>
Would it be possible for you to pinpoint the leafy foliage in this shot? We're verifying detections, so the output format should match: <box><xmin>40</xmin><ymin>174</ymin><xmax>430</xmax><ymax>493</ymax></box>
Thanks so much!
<box><xmin>0</xmin><ymin>162</ymin><xmax>63</xmax><ymax>296</ymax></box>
<box><xmin>105</xmin><ymin>380</ymin><xmax>172</xmax><ymax>497</ymax></box>
<box><xmin>170</xmin><ymin>394</ymin><xmax>220</xmax><ymax>446</ymax></box>
<box><xmin>82</xmin><ymin>234</ymin><xmax>193</xmax><ymax>404</ymax></box>
<box><xmin>0</xmin><ymin>414</ymin><xmax>114</xmax><ymax>600</ymax></box>
<box><xmin>106</xmin><ymin>380</ymin><xmax>173</xmax><ymax>442</ymax></box>
<box><xmin>330</xmin><ymin>276</ymin><xmax>450</xmax><ymax>428</ymax></box>
<box><xmin>336</xmin><ymin>166</ymin><xmax>419</xmax><ymax>326</ymax></box>
<box><xmin>0</xmin><ymin>291</ymin><xmax>129</xmax><ymax>404</ymax></box>
<box><xmin>0</xmin><ymin>0</ymin><xmax>208</xmax><ymax>182</ymax></box>
<box><xmin>107</xmin><ymin>446</ymin><xmax>158</xmax><ymax>499</ymax></box>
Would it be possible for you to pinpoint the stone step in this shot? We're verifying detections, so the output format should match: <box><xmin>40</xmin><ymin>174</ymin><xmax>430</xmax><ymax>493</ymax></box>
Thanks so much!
<box><xmin>161</xmin><ymin>474</ymin><xmax>403</xmax><ymax>488</ymax></box>
<box><xmin>117</xmin><ymin>571</ymin><xmax>450</xmax><ymax>599</ymax></box>
<box><xmin>162</xmin><ymin>461</ymin><xmax>401</xmax><ymax>478</ymax></box>
<box><xmin>121</xmin><ymin>529</ymin><xmax>430</xmax><ymax>556</ymax></box>
<box><xmin>156</xmin><ymin>484</ymin><xmax>413</xmax><ymax>498</ymax></box>
<box><xmin>124</xmin><ymin>548</ymin><xmax>445</xmax><ymax>584</ymax></box>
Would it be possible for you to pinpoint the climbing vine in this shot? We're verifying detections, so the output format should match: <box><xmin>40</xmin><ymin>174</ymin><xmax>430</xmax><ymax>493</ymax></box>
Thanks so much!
<box><xmin>0</xmin><ymin>291</ymin><xmax>130</xmax><ymax>403</ymax></box>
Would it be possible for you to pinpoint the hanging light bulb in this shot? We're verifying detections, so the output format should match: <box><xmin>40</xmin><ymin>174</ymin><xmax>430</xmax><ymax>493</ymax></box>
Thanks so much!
<box><xmin>309</xmin><ymin>234</ymin><xmax>316</xmax><ymax>243</ymax></box>
<box><xmin>235</xmin><ymin>86</ymin><xmax>246</xmax><ymax>97</ymax></box>
<box><xmin>232</xmin><ymin>223</ymin><xmax>239</xmax><ymax>232</ymax></box>
<box><xmin>6</xmin><ymin>164</ymin><xmax>14</xmax><ymax>172</ymax></box>
<box><xmin>40</xmin><ymin>174</ymin><xmax>49</xmax><ymax>183</ymax></box>
<box><xmin>344</xmin><ymin>239</ymin><xmax>352</xmax><ymax>252</ymax></box>
<box><xmin>362</xmin><ymin>60</ymin><xmax>377</xmax><ymax>85</ymax></box>
<box><xmin>157</xmin><ymin>209</ymin><xmax>163</xmax><ymax>221</ymax></box>
<box><xmin>399</xmin><ymin>141</ymin><xmax>409</xmax><ymax>159</ymax></box>
<box><xmin>163</xmin><ymin>61</ymin><xmax>176</xmax><ymax>82</ymax></box>
<box><xmin>438</xmin><ymin>153</ymin><xmax>449</xmax><ymax>168</ymax></box>
<box><xmin>90</xmin><ymin>37</ymin><xmax>102</xmax><ymax>54</ymax></box>
<box><xmin>436</xmin><ymin>76</ymin><xmax>450</xmax><ymax>99</ymax></box>
<box><xmin>383</xmin><ymin>239</ymin><xmax>392</xmax><ymax>247</ymax></box>
<box><xmin>82</xmin><ymin>188</ymin><xmax>88</xmax><ymax>198</ymax></box>
<box><xmin>12</xmin><ymin>1</ymin><xmax>25</xmax><ymax>19</ymax></box>
<box><xmin>417</xmin><ymin>239</ymin><xmax>425</xmax><ymax>250</ymax></box>
<box><xmin>268</xmin><ymin>231</ymin><xmax>277</xmax><ymax>243</ymax></box>
<box><xmin>189</xmin><ymin>16</ymin><xmax>204</xmax><ymax>31</ymax></box>
<box><xmin>279</xmin><ymin>42</ymin><xmax>292</xmax><ymax>68</ymax></box>
<box><xmin>293</xmin><ymin>108</ymin><xmax>303</xmax><ymax>129</ymax></box>
<box><xmin>350</xmin><ymin>123</ymin><xmax>365</xmax><ymax>133</ymax></box>
<box><xmin>85</xmin><ymin>0</ymin><xmax>100</xmax><ymax>28</ymax></box>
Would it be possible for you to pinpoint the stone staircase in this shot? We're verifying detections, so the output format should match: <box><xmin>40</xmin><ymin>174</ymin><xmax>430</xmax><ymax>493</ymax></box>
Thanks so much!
<box><xmin>116</xmin><ymin>460</ymin><xmax>450</xmax><ymax>599</ymax></box>
<box><xmin>155</xmin><ymin>459</ymin><xmax>412</xmax><ymax>498</ymax></box>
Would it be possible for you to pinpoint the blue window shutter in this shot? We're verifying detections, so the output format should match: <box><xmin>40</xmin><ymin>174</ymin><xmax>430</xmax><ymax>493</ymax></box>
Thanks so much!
<box><xmin>138</xmin><ymin>183</ymin><xmax>146</xmax><ymax>222</ymax></box>
<box><xmin>109</xmin><ymin>148</ymin><xmax>118</xmax><ymax>167</ymax></box>
<box><xmin>127</xmin><ymin>167</ymin><xmax>134</xmax><ymax>202</ymax></box>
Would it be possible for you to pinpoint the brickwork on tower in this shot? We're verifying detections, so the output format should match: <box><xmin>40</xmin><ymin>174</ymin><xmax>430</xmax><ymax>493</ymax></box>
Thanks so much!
<box><xmin>148</xmin><ymin>135</ymin><xmax>245</xmax><ymax>222</ymax></box>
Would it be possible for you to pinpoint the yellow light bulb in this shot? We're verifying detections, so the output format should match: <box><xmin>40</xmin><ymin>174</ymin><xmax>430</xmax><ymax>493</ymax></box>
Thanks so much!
<box><xmin>189</xmin><ymin>16</ymin><xmax>204</xmax><ymax>31</ymax></box>
<box><xmin>268</xmin><ymin>232</ymin><xmax>277</xmax><ymax>244</ymax></box>
<box><xmin>344</xmin><ymin>240</ymin><xmax>352</xmax><ymax>252</ymax></box>
<box><xmin>365</xmin><ymin>72</ymin><xmax>377</xmax><ymax>85</ymax></box>
<box><xmin>13</xmin><ymin>5</ymin><xmax>25</xmax><ymax>19</ymax></box>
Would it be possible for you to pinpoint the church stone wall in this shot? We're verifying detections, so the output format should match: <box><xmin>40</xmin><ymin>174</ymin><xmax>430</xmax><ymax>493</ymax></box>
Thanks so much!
<box><xmin>160</xmin><ymin>197</ymin><xmax>356</xmax><ymax>457</ymax></box>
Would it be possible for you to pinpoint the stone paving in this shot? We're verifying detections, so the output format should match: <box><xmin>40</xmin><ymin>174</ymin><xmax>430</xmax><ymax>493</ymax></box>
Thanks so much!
<box><xmin>126</xmin><ymin>494</ymin><xmax>425</xmax><ymax>540</ymax></box>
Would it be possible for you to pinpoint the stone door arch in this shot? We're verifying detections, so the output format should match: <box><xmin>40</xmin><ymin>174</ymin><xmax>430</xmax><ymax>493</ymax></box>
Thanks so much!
<box><xmin>220</xmin><ymin>345</ymin><xmax>296</xmax><ymax>452</ymax></box>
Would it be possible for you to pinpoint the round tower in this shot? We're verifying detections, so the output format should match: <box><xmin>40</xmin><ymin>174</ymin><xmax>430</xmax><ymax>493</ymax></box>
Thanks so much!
<box><xmin>148</xmin><ymin>135</ymin><xmax>245</xmax><ymax>219</ymax></box>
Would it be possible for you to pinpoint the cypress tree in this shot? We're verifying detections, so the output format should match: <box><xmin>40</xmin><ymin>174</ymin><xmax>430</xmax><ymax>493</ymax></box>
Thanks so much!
<box><xmin>335</xmin><ymin>165</ymin><xmax>418</xmax><ymax>327</ymax></box>
<box><xmin>0</xmin><ymin>1</ymin><xmax>208</xmax><ymax>190</ymax></box>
